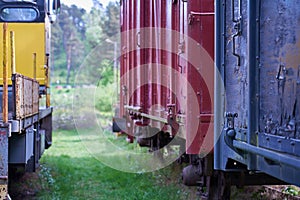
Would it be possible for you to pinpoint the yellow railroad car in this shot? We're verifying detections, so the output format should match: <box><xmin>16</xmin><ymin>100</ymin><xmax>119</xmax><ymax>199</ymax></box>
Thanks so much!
<box><xmin>0</xmin><ymin>1</ymin><xmax>60</xmax><ymax>198</ymax></box>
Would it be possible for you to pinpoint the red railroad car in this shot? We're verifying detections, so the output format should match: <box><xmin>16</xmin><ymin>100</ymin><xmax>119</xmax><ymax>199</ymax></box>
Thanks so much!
<box><xmin>116</xmin><ymin>0</ymin><xmax>215</xmax><ymax>193</ymax></box>
<box><xmin>118</xmin><ymin>0</ymin><xmax>214</xmax><ymax>154</ymax></box>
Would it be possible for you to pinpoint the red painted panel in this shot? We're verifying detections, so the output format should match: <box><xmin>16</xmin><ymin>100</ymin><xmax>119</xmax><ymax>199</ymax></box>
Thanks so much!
<box><xmin>185</xmin><ymin>0</ymin><xmax>214</xmax><ymax>154</ymax></box>
<box><xmin>171</xmin><ymin>1</ymin><xmax>180</xmax><ymax>115</ymax></box>
<box><xmin>120</xmin><ymin>0</ymin><xmax>214</xmax><ymax>153</ymax></box>
<box><xmin>120</xmin><ymin>0</ymin><xmax>127</xmax><ymax>118</ymax></box>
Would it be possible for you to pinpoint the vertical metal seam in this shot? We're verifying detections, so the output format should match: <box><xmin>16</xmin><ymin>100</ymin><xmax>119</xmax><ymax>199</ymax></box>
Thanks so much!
<box><xmin>214</xmin><ymin>0</ymin><xmax>226</xmax><ymax>169</ymax></box>
<box><xmin>247</xmin><ymin>0</ymin><xmax>260</xmax><ymax>170</ymax></box>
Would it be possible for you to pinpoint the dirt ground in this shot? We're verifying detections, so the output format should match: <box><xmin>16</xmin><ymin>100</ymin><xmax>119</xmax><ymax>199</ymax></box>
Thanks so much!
<box><xmin>8</xmin><ymin>170</ymin><xmax>44</xmax><ymax>200</ymax></box>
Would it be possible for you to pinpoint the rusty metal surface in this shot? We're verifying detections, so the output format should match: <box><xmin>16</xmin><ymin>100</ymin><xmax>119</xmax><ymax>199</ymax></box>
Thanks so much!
<box><xmin>24</xmin><ymin>77</ymin><xmax>33</xmax><ymax>117</ymax></box>
<box><xmin>10</xmin><ymin>31</ymin><xmax>16</xmax><ymax>75</ymax></box>
<box><xmin>0</xmin><ymin>125</ymin><xmax>9</xmax><ymax>200</ymax></box>
<box><xmin>218</xmin><ymin>0</ymin><xmax>300</xmax><ymax>185</ymax></box>
<box><xmin>223</xmin><ymin>0</ymin><xmax>300</xmax><ymax>139</ymax></box>
<box><xmin>32</xmin><ymin>79</ymin><xmax>39</xmax><ymax>114</ymax></box>
<box><xmin>2</xmin><ymin>23</ymin><xmax>8</xmax><ymax>123</ymax></box>
<box><xmin>15</xmin><ymin>74</ymin><xmax>22</xmax><ymax>118</ymax></box>
<box><xmin>259</xmin><ymin>0</ymin><xmax>300</xmax><ymax>139</ymax></box>
<box><xmin>14</xmin><ymin>73</ymin><xmax>39</xmax><ymax>120</ymax></box>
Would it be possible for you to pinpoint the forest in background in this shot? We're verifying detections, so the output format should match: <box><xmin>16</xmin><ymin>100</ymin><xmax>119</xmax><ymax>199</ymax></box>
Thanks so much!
<box><xmin>51</xmin><ymin>0</ymin><xmax>119</xmax><ymax>86</ymax></box>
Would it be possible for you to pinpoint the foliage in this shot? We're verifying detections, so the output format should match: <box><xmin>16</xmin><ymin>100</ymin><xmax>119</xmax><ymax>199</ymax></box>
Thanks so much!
<box><xmin>283</xmin><ymin>186</ymin><xmax>300</xmax><ymax>196</ymax></box>
<box><xmin>37</xmin><ymin>129</ymin><xmax>193</xmax><ymax>199</ymax></box>
<box><xmin>84</xmin><ymin>7</ymin><xmax>104</xmax><ymax>49</ymax></box>
<box><xmin>51</xmin><ymin>1</ymin><xmax>120</xmax><ymax>86</ymax></box>
<box><xmin>102</xmin><ymin>1</ymin><xmax>120</xmax><ymax>37</ymax></box>
<box><xmin>51</xmin><ymin>87</ymin><xmax>75</xmax><ymax>130</ymax></box>
<box><xmin>98</xmin><ymin>59</ymin><xmax>114</xmax><ymax>86</ymax></box>
<box><xmin>52</xmin><ymin>4</ymin><xmax>86</xmax><ymax>84</ymax></box>
<box><xmin>95</xmin><ymin>83</ymin><xmax>114</xmax><ymax>113</ymax></box>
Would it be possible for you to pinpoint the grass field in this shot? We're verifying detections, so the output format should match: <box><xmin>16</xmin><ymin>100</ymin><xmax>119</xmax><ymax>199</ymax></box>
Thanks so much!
<box><xmin>35</xmin><ymin>129</ymin><xmax>195</xmax><ymax>200</ymax></box>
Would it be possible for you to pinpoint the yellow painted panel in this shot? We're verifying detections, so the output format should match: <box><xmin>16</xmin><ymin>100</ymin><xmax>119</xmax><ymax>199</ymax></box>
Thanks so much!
<box><xmin>0</xmin><ymin>23</ymin><xmax>46</xmax><ymax>85</ymax></box>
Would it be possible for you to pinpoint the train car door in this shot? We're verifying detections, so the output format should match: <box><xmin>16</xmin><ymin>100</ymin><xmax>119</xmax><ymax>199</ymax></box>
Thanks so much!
<box><xmin>185</xmin><ymin>0</ymin><xmax>214</xmax><ymax>155</ymax></box>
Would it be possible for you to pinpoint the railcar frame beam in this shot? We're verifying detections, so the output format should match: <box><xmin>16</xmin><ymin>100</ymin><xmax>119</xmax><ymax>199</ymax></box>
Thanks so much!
<box><xmin>233</xmin><ymin>140</ymin><xmax>300</xmax><ymax>170</ymax></box>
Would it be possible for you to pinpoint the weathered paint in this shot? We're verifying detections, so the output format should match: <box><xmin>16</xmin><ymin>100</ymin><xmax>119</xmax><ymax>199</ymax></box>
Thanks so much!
<box><xmin>0</xmin><ymin>125</ymin><xmax>9</xmax><ymax>200</ymax></box>
<box><xmin>14</xmin><ymin>74</ymin><xmax>39</xmax><ymax>119</ymax></box>
<box><xmin>10</xmin><ymin>31</ymin><xmax>16</xmax><ymax>75</ymax></box>
<box><xmin>259</xmin><ymin>0</ymin><xmax>300</xmax><ymax>139</ymax></box>
<box><xmin>2</xmin><ymin>23</ymin><xmax>8</xmax><ymax>123</ymax></box>
<box><xmin>217</xmin><ymin>0</ymin><xmax>300</xmax><ymax>186</ymax></box>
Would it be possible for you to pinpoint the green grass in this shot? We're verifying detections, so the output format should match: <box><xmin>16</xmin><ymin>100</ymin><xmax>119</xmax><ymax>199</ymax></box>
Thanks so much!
<box><xmin>34</xmin><ymin>85</ymin><xmax>196</xmax><ymax>199</ymax></box>
<box><xmin>38</xmin><ymin>129</ymin><xmax>193</xmax><ymax>200</ymax></box>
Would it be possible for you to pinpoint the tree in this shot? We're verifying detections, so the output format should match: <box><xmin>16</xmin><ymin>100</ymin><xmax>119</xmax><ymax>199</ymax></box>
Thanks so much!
<box><xmin>92</xmin><ymin>0</ymin><xmax>103</xmax><ymax>9</ymax></box>
<box><xmin>52</xmin><ymin>4</ymin><xmax>85</xmax><ymax>84</ymax></box>
<box><xmin>84</xmin><ymin>7</ymin><xmax>104</xmax><ymax>49</ymax></box>
<box><xmin>51</xmin><ymin>22</ymin><xmax>63</xmax><ymax>56</ymax></box>
<box><xmin>102</xmin><ymin>1</ymin><xmax>120</xmax><ymax>37</ymax></box>
<box><xmin>51</xmin><ymin>2</ymin><xmax>121</xmax><ymax>85</ymax></box>
<box><xmin>68</xmin><ymin>5</ymin><xmax>86</xmax><ymax>39</ymax></box>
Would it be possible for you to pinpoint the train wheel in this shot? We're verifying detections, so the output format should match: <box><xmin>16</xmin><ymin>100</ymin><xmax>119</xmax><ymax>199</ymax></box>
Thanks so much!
<box><xmin>203</xmin><ymin>171</ymin><xmax>231</xmax><ymax>200</ymax></box>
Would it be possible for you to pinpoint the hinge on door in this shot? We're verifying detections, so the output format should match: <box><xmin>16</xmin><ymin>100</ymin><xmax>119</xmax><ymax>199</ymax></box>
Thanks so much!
<box><xmin>225</xmin><ymin>112</ymin><xmax>238</xmax><ymax>130</ymax></box>
<box><xmin>224</xmin><ymin>113</ymin><xmax>238</xmax><ymax>149</ymax></box>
